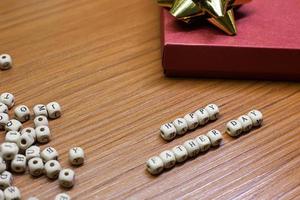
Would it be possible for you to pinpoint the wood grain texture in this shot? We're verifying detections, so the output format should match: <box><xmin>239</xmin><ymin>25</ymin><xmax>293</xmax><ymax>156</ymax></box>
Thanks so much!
<box><xmin>0</xmin><ymin>0</ymin><xmax>300</xmax><ymax>199</ymax></box>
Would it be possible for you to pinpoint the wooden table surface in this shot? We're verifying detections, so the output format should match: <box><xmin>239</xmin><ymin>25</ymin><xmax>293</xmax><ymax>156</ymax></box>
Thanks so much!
<box><xmin>1</xmin><ymin>0</ymin><xmax>300</xmax><ymax>199</ymax></box>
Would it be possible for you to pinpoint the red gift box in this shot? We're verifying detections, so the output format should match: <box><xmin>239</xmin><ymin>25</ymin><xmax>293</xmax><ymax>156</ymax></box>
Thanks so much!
<box><xmin>161</xmin><ymin>0</ymin><xmax>300</xmax><ymax>81</ymax></box>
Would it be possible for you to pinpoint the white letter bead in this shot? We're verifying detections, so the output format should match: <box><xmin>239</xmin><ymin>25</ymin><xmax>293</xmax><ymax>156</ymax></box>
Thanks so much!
<box><xmin>247</xmin><ymin>109</ymin><xmax>263</xmax><ymax>126</ymax></box>
<box><xmin>0</xmin><ymin>54</ymin><xmax>12</xmax><ymax>70</ymax></box>
<box><xmin>184</xmin><ymin>113</ymin><xmax>199</xmax><ymax>130</ymax></box>
<box><xmin>0</xmin><ymin>113</ymin><xmax>9</xmax><ymax>130</ymax></box>
<box><xmin>45</xmin><ymin>160</ymin><xmax>61</xmax><ymax>179</ymax></box>
<box><xmin>1</xmin><ymin>142</ymin><xmax>19</xmax><ymax>160</ymax></box>
<box><xmin>41</xmin><ymin>147</ymin><xmax>58</xmax><ymax>162</ymax></box>
<box><xmin>226</xmin><ymin>119</ymin><xmax>243</xmax><ymax>137</ymax></box>
<box><xmin>17</xmin><ymin>132</ymin><xmax>35</xmax><ymax>151</ymax></box>
<box><xmin>0</xmin><ymin>103</ymin><xmax>8</xmax><ymax>113</ymax></box>
<box><xmin>0</xmin><ymin>93</ymin><xmax>15</xmax><ymax>109</ymax></box>
<box><xmin>14</xmin><ymin>105</ymin><xmax>30</xmax><ymax>123</ymax></box>
<box><xmin>28</xmin><ymin>157</ymin><xmax>44</xmax><ymax>177</ymax></box>
<box><xmin>5</xmin><ymin>119</ymin><xmax>22</xmax><ymax>132</ymax></box>
<box><xmin>5</xmin><ymin>131</ymin><xmax>21</xmax><ymax>144</ymax></box>
<box><xmin>146</xmin><ymin>156</ymin><xmax>164</xmax><ymax>175</ymax></box>
<box><xmin>183</xmin><ymin>139</ymin><xmax>200</xmax><ymax>157</ymax></box>
<box><xmin>26</xmin><ymin>145</ymin><xmax>40</xmax><ymax>160</ymax></box>
<box><xmin>205</xmin><ymin>104</ymin><xmax>220</xmax><ymax>121</ymax></box>
<box><xmin>195</xmin><ymin>135</ymin><xmax>211</xmax><ymax>152</ymax></box>
<box><xmin>0</xmin><ymin>171</ymin><xmax>13</xmax><ymax>190</ymax></box>
<box><xmin>160</xmin><ymin>123</ymin><xmax>177</xmax><ymax>141</ymax></box>
<box><xmin>171</xmin><ymin>145</ymin><xmax>188</xmax><ymax>163</ymax></box>
<box><xmin>46</xmin><ymin>102</ymin><xmax>61</xmax><ymax>119</ymax></box>
<box><xmin>55</xmin><ymin>193</ymin><xmax>71</xmax><ymax>200</ymax></box>
<box><xmin>59</xmin><ymin>169</ymin><xmax>75</xmax><ymax>188</ymax></box>
<box><xmin>33</xmin><ymin>104</ymin><xmax>48</xmax><ymax>117</ymax></box>
<box><xmin>21</xmin><ymin>127</ymin><xmax>36</xmax><ymax>139</ymax></box>
<box><xmin>207</xmin><ymin>129</ymin><xmax>223</xmax><ymax>146</ymax></box>
<box><xmin>0</xmin><ymin>190</ymin><xmax>3</xmax><ymax>200</ymax></box>
<box><xmin>4</xmin><ymin>186</ymin><xmax>21</xmax><ymax>200</ymax></box>
<box><xmin>11</xmin><ymin>154</ymin><xmax>26</xmax><ymax>173</ymax></box>
<box><xmin>172</xmin><ymin>118</ymin><xmax>188</xmax><ymax>135</ymax></box>
<box><xmin>69</xmin><ymin>147</ymin><xmax>84</xmax><ymax>166</ymax></box>
<box><xmin>35</xmin><ymin>126</ymin><xmax>51</xmax><ymax>143</ymax></box>
<box><xmin>194</xmin><ymin>108</ymin><xmax>210</xmax><ymax>125</ymax></box>
<box><xmin>237</xmin><ymin>115</ymin><xmax>253</xmax><ymax>132</ymax></box>
<box><xmin>0</xmin><ymin>157</ymin><xmax>6</xmax><ymax>174</ymax></box>
<box><xmin>159</xmin><ymin>150</ymin><xmax>176</xmax><ymax>169</ymax></box>
<box><xmin>33</xmin><ymin>116</ymin><xmax>48</xmax><ymax>127</ymax></box>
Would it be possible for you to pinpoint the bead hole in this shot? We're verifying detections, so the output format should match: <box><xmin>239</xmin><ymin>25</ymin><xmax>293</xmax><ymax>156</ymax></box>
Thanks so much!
<box><xmin>33</xmin><ymin>160</ymin><xmax>38</xmax><ymax>164</ymax></box>
<box><xmin>38</xmin><ymin>117</ymin><xmax>43</xmax><ymax>121</ymax></box>
<box><xmin>21</xmin><ymin>139</ymin><xmax>27</xmax><ymax>145</ymax></box>
<box><xmin>40</xmin><ymin>127</ymin><xmax>45</xmax><ymax>131</ymax></box>
<box><xmin>26</xmin><ymin>129</ymin><xmax>31</xmax><ymax>133</ymax></box>
<box><xmin>1</xmin><ymin>56</ymin><xmax>6</xmax><ymax>59</ymax></box>
<box><xmin>50</xmin><ymin>162</ymin><xmax>55</xmax><ymax>167</ymax></box>
<box><xmin>64</xmin><ymin>172</ymin><xmax>69</xmax><ymax>176</ymax></box>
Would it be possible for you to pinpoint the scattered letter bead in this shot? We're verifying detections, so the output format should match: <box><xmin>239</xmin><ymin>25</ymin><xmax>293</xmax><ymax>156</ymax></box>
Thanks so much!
<box><xmin>28</xmin><ymin>157</ymin><xmax>44</xmax><ymax>177</ymax></box>
<box><xmin>172</xmin><ymin>118</ymin><xmax>188</xmax><ymax>135</ymax></box>
<box><xmin>0</xmin><ymin>103</ymin><xmax>8</xmax><ymax>113</ymax></box>
<box><xmin>0</xmin><ymin>171</ymin><xmax>13</xmax><ymax>190</ymax></box>
<box><xmin>183</xmin><ymin>139</ymin><xmax>200</xmax><ymax>157</ymax></box>
<box><xmin>194</xmin><ymin>108</ymin><xmax>210</xmax><ymax>125</ymax></box>
<box><xmin>5</xmin><ymin>119</ymin><xmax>22</xmax><ymax>132</ymax></box>
<box><xmin>33</xmin><ymin>104</ymin><xmax>48</xmax><ymax>117</ymax></box>
<box><xmin>0</xmin><ymin>157</ymin><xmax>6</xmax><ymax>174</ymax></box>
<box><xmin>0</xmin><ymin>54</ymin><xmax>12</xmax><ymax>70</ymax></box>
<box><xmin>17</xmin><ymin>132</ymin><xmax>35</xmax><ymax>151</ymax></box>
<box><xmin>160</xmin><ymin>123</ymin><xmax>177</xmax><ymax>141</ymax></box>
<box><xmin>55</xmin><ymin>193</ymin><xmax>71</xmax><ymax>200</ymax></box>
<box><xmin>33</xmin><ymin>116</ymin><xmax>48</xmax><ymax>127</ymax></box>
<box><xmin>26</xmin><ymin>145</ymin><xmax>40</xmax><ymax>160</ymax></box>
<box><xmin>247</xmin><ymin>109</ymin><xmax>263</xmax><ymax>126</ymax></box>
<box><xmin>207</xmin><ymin>129</ymin><xmax>223</xmax><ymax>146</ymax></box>
<box><xmin>159</xmin><ymin>150</ymin><xmax>176</xmax><ymax>169</ymax></box>
<box><xmin>226</xmin><ymin>119</ymin><xmax>243</xmax><ymax>137</ymax></box>
<box><xmin>11</xmin><ymin>154</ymin><xmax>26</xmax><ymax>173</ymax></box>
<box><xmin>171</xmin><ymin>145</ymin><xmax>188</xmax><ymax>163</ymax></box>
<box><xmin>205</xmin><ymin>104</ymin><xmax>220</xmax><ymax>121</ymax></box>
<box><xmin>46</xmin><ymin>102</ymin><xmax>61</xmax><ymax>119</ymax></box>
<box><xmin>5</xmin><ymin>131</ymin><xmax>20</xmax><ymax>144</ymax></box>
<box><xmin>35</xmin><ymin>126</ymin><xmax>51</xmax><ymax>143</ymax></box>
<box><xmin>59</xmin><ymin>169</ymin><xmax>75</xmax><ymax>188</ymax></box>
<box><xmin>195</xmin><ymin>135</ymin><xmax>211</xmax><ymax>152</ymax></box>
<box><xmin>21</xmin><ymin>127</ymin><xmax>36</xmax><ymax>140</ymax></box>
<box><xmin>183</xmin><ymin>113</ymin><xmax>199</xmax><ymax>130</ymax></box>
<box><xmin>14</xmin><ymin>105</ymin><xmax>30</xmax><ymax>122</ymax></box>
<box><xmin>69</xmin><ymin>147</ymin><xmax>84</xmax><ymax>166</ymax></box>
<box><xmin>4</xmin><ymin>186</ymin><xmax>21</xmax><ymax>200</ymax></box>
<box><xmin>41</xmin><ymin>147</ymin><xmax>58</xmax><ymax>162</ymax></box>
<box><xmin>45</xmin><ymin>160</ymin><xmax>61</xmax><ymax>179</ymax></box>
<box><xmin>0</xmin><ymin>113</ymin><xmax>9</xmax><ymax>130</ymax></box>
<box><xmin>146</xmin><ymin>156</ymin><xmax>164</xmax><ymax>175</ymax></box>
<box><xmin>1</xmin><ymin>142</ymin><xmax>19</xmax><ymax>160</ymax></box>
<box><xmin>237</xmin><ymin>115</ymin><xmax>253</xmax><ymax>132</ymax></box>
<box><xmin>0</xmin><ymin>93</ymin><xmax>15</xmax><ymax>109</ymax></box>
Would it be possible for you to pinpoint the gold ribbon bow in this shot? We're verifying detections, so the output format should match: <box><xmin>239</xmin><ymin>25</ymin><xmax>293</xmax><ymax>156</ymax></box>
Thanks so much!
<box><xmin>158</xmin><ymin>0</ymin><xmax>252</xmax><ymax>35</ymax></box>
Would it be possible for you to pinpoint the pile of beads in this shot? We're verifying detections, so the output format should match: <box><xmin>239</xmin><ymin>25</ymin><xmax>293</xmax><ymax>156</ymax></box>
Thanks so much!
<box><xmin>160</xmin><ymin>104</ymin><xmax>220</xmax><ymax>141</ymax></box>
<box><xmin>146</xmin><ymin>129</ymin><xmax>223</xmax><ymax>175</ymax></box>
<box><xmin>0</xmin><ymin>92</ymin><xmax>85</xmax><ymax>199</ymax></box>
<box><xmin>226</xmin><ymin>109</ymin><xmax>263</xmax><ymax>137</ymax></box>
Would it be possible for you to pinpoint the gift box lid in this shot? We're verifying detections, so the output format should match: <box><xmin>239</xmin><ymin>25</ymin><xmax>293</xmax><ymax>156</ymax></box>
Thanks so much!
<box><xmin>161</xmin><ymin>0</ymin><xmax>300</xmax><ymax>80</ymax></box>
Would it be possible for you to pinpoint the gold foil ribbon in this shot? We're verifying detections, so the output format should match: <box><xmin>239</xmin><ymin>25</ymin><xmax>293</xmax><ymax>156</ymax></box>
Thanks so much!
<box><xmin>158</xmin><ymin>0</ymin><xmax>252</xmax><ymax>35</ymax></box>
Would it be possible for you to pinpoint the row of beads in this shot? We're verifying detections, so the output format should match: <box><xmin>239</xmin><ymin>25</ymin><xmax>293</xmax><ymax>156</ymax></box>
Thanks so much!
<box><xmin>147</xmin><ymin>129</ymin><xmax>223</xmax><ymax>175</ymax></box>
<box><xmin>160</xmin><ymin>103</ymin><xmax>220</xmax><ymax>141</ymax></box>
<box><xmin>226</xmin><ymin>109</ymin><xmax>263</xmax><ymax>137</ymax></box>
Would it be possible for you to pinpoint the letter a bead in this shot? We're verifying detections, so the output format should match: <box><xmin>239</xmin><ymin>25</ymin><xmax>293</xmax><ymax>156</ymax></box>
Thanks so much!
<box><xmin>146</xmin><ymin>156</ymin><xmax>164</xmax><ymax>175</ymax></box>
<box><xmin>159</xmin><ymin>150</ymin><xmax>176</xmax><ymax>169</ymax></box>
<box><xmin>69</xmin><ymin>147</ymin><xmax>84</xmax><ymax>166</ymax></box>
<box><xmin>226</xmin><ymin>119</ymin><xmax>243</xmax><ymax>137</ymax></box>
<box><xmin>247</xmin><ymin>109</ymin><xmax>263</xmax><ymax>126</ymax></box>
<box><xmin>172</xmin><ymin>118</ymin><xmax>188</xmax><ymax>135</ymax></box>
<box><xmin>59</xmin><ymin>169</ymin><xmax>75</xmax><ymax>188</ymax></box>
<box><xmin>183</xmin><ymin>139</ymin><xmax>200</xmax><ymax>157</ymax></box>
<box><xmin>237</xmin><ymin>115</ymin><xmax>253</xmax><ymax>132</ymax></box>
<box><xmin>160</xmin><ymin>123</ymin><xmax>177</xmax><ymax>141</ymax></box>
<box><xmin>171</xmin><ymin>145</ymin><xmax>188</xmax><ymax>163</ymax></box>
